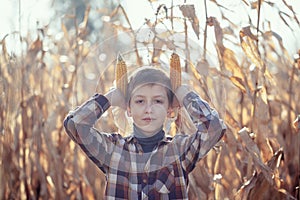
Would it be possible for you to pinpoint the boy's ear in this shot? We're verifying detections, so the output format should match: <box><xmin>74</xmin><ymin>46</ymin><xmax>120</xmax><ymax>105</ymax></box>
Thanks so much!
<box><xmin>167</xmin><ymin>107</ymin><xmax>175</xmax><ymax>118</ymax></box>
<box><xmin>172</xmin><ymin>95</ymin><xmax>180</xmax><ymax>108</ymax></box>
<box><xmin>127</xmin><ymin>107</ymin><xmax>132</xmax><ymax>117</ymax></box>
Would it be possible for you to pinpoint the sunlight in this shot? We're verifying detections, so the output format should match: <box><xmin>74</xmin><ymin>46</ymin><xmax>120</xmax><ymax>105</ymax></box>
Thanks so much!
<box><xmin>1</xmin><ymin>1</ymin><xmax>299</xmax><ymax>199</ymax></box>
<box><xmin>0</xmin><ymin>0</ymin><xmax>299</xmax><ymax>55</ymax></box>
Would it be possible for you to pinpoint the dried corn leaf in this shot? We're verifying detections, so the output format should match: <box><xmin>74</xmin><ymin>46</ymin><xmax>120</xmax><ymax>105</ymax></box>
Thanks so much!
<box><xmin>234</xmin><ymin>148</ymin><xmax>286</xmax><ymax>200</ymax></box>
<box><xmin>179</xmin><ymin>4</ymin><xmax>200</xmax><ymax>39</ymax></box>
<box><xmin>264</xmin><ymin>31</ymin><xmax>293</xmax><ymax>66</ymax></box>
<box><xmin>293</xmin><ymin>115</ymin><xmax>300</xmax><ymax>132</ymax></box>
<box><xmin>279</xmin><ymin>11</ymin><xmax>292</xmax><ymax>28</ymax></box>
<box><xmin>263</xmin><ymin>30</ymin><xmax>282</xmax><ymax>44</ymax></box>
<box><xmin>241</xmin><ymin>26</ymin><xmax>258</xmax><ymax>41</ymax></box>
<box><xmin>254</xmin><ymin>88</ymin><xmax>274</xmax><ymax>162</ymax></box>
<box><xmin>212</xmin><ymin>21</ymin><xmax>252</xmax><ymax>95</ymax></box>
<box><xmin>1</xmin><ymin>34</ymin><xmax>9</xmax><ymax>61</ymax></box>
<box><xmin>66</xmin><ymin>181</ymin><xmax>78</xmax><ymax>197</ymax></box>
<box><xmin>191</xmin><ymin>163</ymin><xmax>213</xmax><ymax>195</ymax></box>
<box><xmin>208</xmin><ymin>17</ymin><xmax>224</xmax><ymax>50</ymax></box>
<box><xmin>266</xmin><ymin>148</ymin><xmax>283</xmax><ymax>170</ymax></box>
<box><xmin>223</xmin><ymin>48</ymin><xmax>244</xmax><ymax>78</ymax></box>
<box><xmin>225</xmin><ymin>111</ymin><xmax>241</xmax><ymax>134</ymax></box>
<box><xmin>156</xmin><ymin>4</ymin><xmax>168</xmax><ymax>18</ymax></box>
<box><xmin>230</xmin><ymin>76</ymin><xmax>247</xmax><ymax>93</ymax></box>
<box><xmin>234</xmin><ymin>172</ymin><xmax>282</xmax><ymax>200</ymax></box>
<box><xmin>250</xmin><ymin>0</ymin><xmax>265</xmax><ymax>9</ymax></box>
<box><xmin>215</xmin><ymin>182</ymin><xmax>225</xmax><ymax>200</ymax></box>
<box><xmin>263</xmin><ymin>35</ymin><xmax>280</xmax><ymax>63</ymax></box>
<box><xmin>247</xmin><ymin>150</ymin><xmax>290</xmax><ymax>200</ymax></box>
<box><xmin>238</xmin><ymin>127</ymin><xmax>274</xmax><ymax>184</ymax></box>
<box><xmin>240</xmin><ymin>27</ymin><xmax>263</xmax><ymax>68</ymax></box>
<box><xmin>190</xmin><ymin>61</ymin><xmax>205</xmax><ymax>86</ymax></box>
<box><xmin>214</xmin><ymin>143</ymin><xmax>243</xmax><ymax>193</ymax></box>
<box><xmin>189</xmin><ymin>173</ymin><xmax>208</xmax><ymax>199</ymax></box>
<box><xmin>282</xmin><ymin>0</ymin><xmax>299</xmax><ymax>24</ymax></box>
<box><xmin>153</xmin><ymin>40</ymin><xmax>164</xmax><ymax>63</ymax></box>
<box><xmin>80</xmin><ymin>177</ymin><xmax>95</xmax><ymax>200</ymax></box>
<box><xmin>241</xmin><ymin>0</ymin><xmax>250</xmax><ymax>6</ymax></box>
<box><xmin>195</xmin><ymin>58</ymin><xmax>209</xmax><ymax>77</ymax></box>
<box><xmin>25</xmin><ymin>37</ymin><xmax>43</xmax><ymax>64</ymax></box>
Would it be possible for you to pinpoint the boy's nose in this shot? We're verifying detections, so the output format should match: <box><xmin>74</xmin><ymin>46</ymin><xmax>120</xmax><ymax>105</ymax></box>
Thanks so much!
<box><xmin>145</xmin><ymin>103</ymin><xmax>153</xmax><ymax>113</ymax></box>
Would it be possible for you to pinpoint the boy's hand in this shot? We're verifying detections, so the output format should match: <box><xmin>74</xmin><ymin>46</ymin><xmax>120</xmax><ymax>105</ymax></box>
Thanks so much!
<box><xmin>173</xmin><ymin>85</ymin><xmax>191</xmax><ymax>107</ymax></box>
<box><xmin>105</xmin><ymin>88</ymin><xmax>126</xmax><ymax>109</ymax></box>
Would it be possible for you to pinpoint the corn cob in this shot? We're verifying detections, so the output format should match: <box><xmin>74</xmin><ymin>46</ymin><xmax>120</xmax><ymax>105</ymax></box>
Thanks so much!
<box><xmin>170</xmin><ymin>53</ymin><xmax>182</xmax><ymax>91</ymax></box>
<box><xmin>115</xmin><ymin>54</ymin><xmax>128</xmax><ymax>96</ymax></box>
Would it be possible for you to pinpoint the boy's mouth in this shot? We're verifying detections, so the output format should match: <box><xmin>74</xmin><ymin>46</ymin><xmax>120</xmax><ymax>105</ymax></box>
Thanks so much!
<box><xmin>142</xmin><ymin>117</ymin><xmax>154</xmax><ymax>122</ymax></box>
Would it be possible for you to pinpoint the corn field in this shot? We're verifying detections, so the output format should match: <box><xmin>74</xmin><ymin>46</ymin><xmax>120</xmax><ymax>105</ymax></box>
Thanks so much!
<box><xmin>0</xmin><ymin>0</ymin><xmax>299</xmax><ymax>199</ymax></box>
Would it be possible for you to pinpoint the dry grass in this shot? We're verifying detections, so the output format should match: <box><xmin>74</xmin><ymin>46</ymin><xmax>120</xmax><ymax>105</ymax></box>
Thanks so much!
<box><xmin>0</xmin><ymin>1</ymin><xmax>299</xmax><ymax>199</ymax></box>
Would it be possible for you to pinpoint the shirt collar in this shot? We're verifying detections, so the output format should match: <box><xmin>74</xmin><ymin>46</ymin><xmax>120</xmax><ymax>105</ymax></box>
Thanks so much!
<box><xmin>125</xmin><ymin>132</ymin><xmax>172</xmax><ymax>144</ymax></box>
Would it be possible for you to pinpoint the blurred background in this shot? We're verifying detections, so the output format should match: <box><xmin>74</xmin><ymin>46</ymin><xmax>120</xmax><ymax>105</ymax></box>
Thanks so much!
<box><xmin>0</xmin><ymin>0</ymin><xmax>299</xmax><ymax>199</ymax></box>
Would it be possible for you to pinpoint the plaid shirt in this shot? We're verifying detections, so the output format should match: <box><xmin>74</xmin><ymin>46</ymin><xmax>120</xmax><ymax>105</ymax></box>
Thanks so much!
<box><xmin>64</xmin><ymin>92</ymin><xmax>226</xmax><ymax>199</ymax></box>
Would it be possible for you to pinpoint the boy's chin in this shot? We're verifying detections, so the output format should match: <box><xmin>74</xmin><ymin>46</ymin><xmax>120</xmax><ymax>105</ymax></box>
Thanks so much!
<box><xmin>138</xmin><ymin>126</ymin><xmax>161</xmax><ymax>136</ymax></box>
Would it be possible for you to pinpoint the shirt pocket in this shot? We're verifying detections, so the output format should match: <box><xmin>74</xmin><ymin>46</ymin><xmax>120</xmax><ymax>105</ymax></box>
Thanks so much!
<box><xmin>154</xmin><ymin>166</ymin><xmax>175</xmax><ymax>194</ymax></box>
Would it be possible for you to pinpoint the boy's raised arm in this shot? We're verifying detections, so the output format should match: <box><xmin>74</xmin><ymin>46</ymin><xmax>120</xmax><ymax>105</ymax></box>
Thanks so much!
<box><xmin>63</xmin><ymin>94</ymin><xmax>116</xmax><ymax>173</ymax></box>
<box><xmin>63</xmin><ymin>94</ymin><xmax>110</xmax><ymax>143</ymax></box>
<box><xmin>174</xmin><ymin>85</ymin><xmax>226</xmax><ymax>172</ymax></box>
<box><xmin>64</xmin><ymin>88</ymin><xmax>124</xmax><ymax>143</ymax></box>
<box><xmin>175</xmin><ymin>85</ymin><xmax>226</xmax><ymax>140</ymax></box>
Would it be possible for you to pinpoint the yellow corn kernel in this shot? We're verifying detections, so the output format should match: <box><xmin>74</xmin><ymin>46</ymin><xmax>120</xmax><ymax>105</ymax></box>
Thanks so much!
<box><xmin>115</xmin><ymin>54</ymin><xmax>128</xmax><ymax>96</ymax></box>
<box><xmin>170</xmin><ymin>53</ymin><xmax>182</xmax><ymax>91</ymax></box>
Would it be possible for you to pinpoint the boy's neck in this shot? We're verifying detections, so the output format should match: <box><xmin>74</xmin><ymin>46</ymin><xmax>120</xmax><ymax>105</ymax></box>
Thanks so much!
<box><xmin>133</xmin><ymin>124</ymin><xmax>165</xmax><ymax>153</ymax></box>
<box><xmin>133</xmin><ymin>124</ymin><xmax>163</xmax><ymax>138</ymax></box>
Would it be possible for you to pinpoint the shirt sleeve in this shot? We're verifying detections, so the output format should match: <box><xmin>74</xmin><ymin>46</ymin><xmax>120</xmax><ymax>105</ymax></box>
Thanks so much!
<box><xmin>63</xmin><ymin>94</ymin><xmax>116</xmax><ymax>173</ymax></box>
<box><xmin>174</xmin><ymin>91</ymin><xmax>226</xmax><ymax>173</ymax></box>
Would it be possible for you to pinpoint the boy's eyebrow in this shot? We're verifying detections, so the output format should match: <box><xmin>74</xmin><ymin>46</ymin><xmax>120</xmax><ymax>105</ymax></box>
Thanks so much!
<box><xmin>132</xmin><ymin>94</ymin><xmax>166</xmax><ymax>99</ymax></box>
<box><xmin>153</xmin><ymin>95</ymin><xmax>166</xmax><ymax>99</ymax></box>
<box><xmin>131</xmin><ymin>94</ymin><xmax>145</xmax><ymax>99</ymax></box>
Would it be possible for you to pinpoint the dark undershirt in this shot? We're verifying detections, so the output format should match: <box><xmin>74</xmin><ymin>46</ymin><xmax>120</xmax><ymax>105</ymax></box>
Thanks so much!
<box><xmin>133</xmin><ymin>124</ymin><xmax>165</xmax><ymax>153</ymax></box>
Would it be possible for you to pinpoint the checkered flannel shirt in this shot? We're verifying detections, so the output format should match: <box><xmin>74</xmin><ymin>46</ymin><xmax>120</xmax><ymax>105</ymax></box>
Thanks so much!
<box><xmin>64</xmin><ymin>91</ymin><xmax>226</xmax><ymax>199</ymax></box>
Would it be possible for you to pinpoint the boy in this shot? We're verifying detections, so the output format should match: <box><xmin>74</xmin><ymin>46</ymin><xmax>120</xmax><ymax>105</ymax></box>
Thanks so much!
<box><xmin>64</xmin><ymin>66</ymin><xmax>226</xmax><ymax>199</ymax></box>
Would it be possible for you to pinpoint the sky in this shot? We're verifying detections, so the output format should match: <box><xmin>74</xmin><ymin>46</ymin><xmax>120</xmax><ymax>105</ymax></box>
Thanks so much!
<box><xmin>0</xmin><ymin>0</ymin><xmax>299</xmax><ymax>56</ymax></box>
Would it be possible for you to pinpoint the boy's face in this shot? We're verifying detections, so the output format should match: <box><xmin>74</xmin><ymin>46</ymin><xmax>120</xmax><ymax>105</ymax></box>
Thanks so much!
<box><xmin>127</xmin><ymin>84</ymin><xmax>171</xmax><ymax>136</ymax></box>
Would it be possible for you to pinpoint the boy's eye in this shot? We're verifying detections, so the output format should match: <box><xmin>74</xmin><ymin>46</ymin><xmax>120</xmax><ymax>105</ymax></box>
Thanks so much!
<box><xmin>154</xmin><ymin>99</ymin><xmax>164</xmax><ymax>104</ymax></box>
<box><xmin>135</xmin><ymin>99</ymin><xmax>144</xmax><ymax>104</ymax></box>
